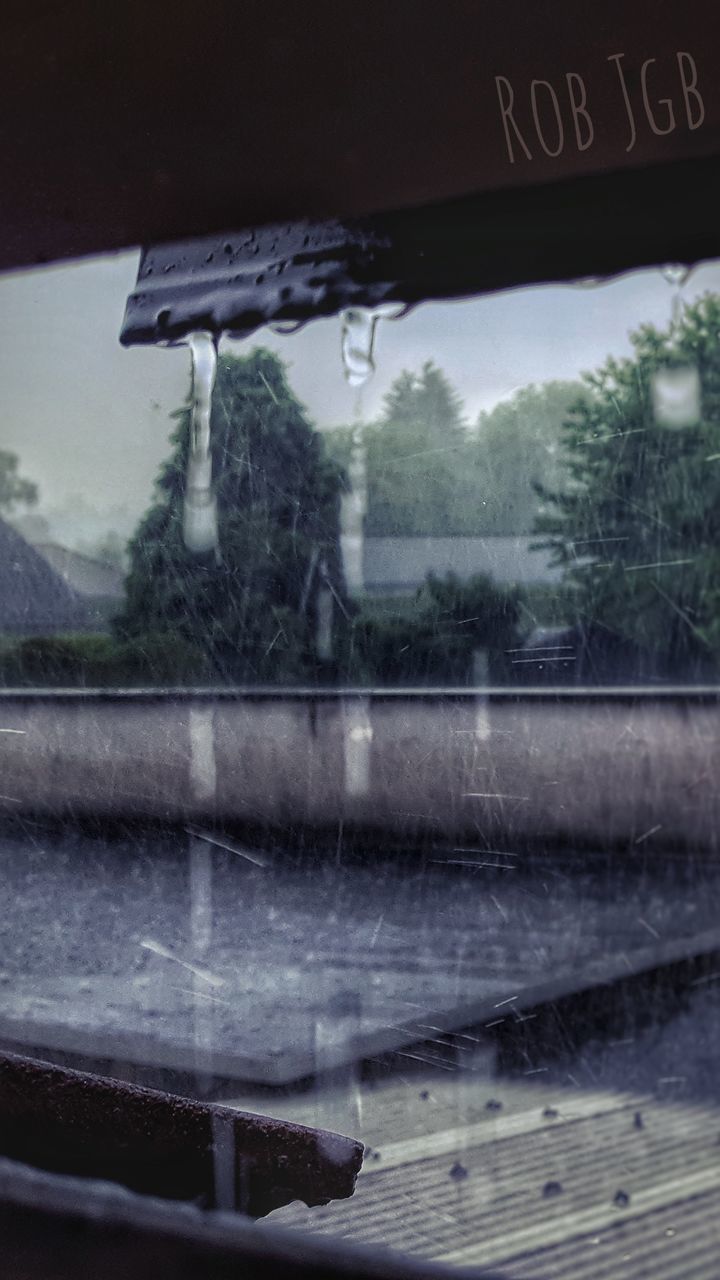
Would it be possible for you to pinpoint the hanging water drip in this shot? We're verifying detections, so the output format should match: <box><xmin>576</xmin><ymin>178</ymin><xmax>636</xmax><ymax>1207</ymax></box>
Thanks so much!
<box><xmin>183</xmin><ymin>331</ymin><xmax>220</xmax><ymax>554</ymax></box>
<box><xmin>339</xmin><ymin>301</ymin><xmax>406</xmax><ymax>388</ymax></box>
<box><xmin>267</xmin><ymin>319</ymin><xmax>306</xmax><ymax>335</ymax></box>
<box><xmin>340</xmin><ymin>308</ymin><xmax>377</xmax><ymax>387</ymax></box>
<box><xmin>651</xmin><ymin>264</ymin><xmax>701</xmax><ymax>430</ymax></box>
<box><xmin>660</xmin><ymin>264</ymin><xmax>692</xmax><ymax>289</ymax></box>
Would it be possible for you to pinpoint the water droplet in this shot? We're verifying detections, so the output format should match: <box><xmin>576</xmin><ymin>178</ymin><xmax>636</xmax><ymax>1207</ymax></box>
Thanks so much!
<box><xmin>372</xmin><ymin>301</ymin><xmax>409</xmax><ymax>320</ymax></box>
<box><xmin>543</xmin><ymin>1180</ymin><xmax>563</xmax><ymax>1197</ymax></box>
<box><xmin>339</xmin><ymin>301</ymin><xmax>408</xmax><ymax>387</ymax></box>
<box><xmin>268</xmin><ymin>319</ymin><xmax>305</xmax><ymax>335</ymax></box>
<box><xmin>661</xmin><ymin>264</ymin><xmax>691</xmax><ymax>288</ymax></box>
<box><xmin>340</xmin><ymin>308</ymin><xmax>378</xmax><ymax>387</ymax></box>
<box><xmin>183</xmin><ymin>332</ymin><xmax>219</xmax><ymax>555</ymax></box>
<box><xmin>651</xmin><ymin>364</ymin><xmax>701</xmax><ymax>429</ymax></box>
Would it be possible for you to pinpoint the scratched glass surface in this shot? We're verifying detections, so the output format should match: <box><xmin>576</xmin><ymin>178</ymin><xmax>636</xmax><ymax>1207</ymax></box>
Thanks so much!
<box><xmin>0</xmin><ymin>253</ymin><xmax>720</xmax><ymax>1272</ymax></box>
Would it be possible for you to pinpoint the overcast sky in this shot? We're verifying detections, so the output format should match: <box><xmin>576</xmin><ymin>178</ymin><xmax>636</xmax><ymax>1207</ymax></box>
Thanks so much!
<box><xmin>0</xmin><ymin>249</ymin><xmax>718</xmax><ymax>538</ymax></box>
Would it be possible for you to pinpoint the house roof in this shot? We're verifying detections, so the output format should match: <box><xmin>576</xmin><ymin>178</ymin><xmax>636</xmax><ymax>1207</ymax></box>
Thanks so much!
<box><xmin>0</xmin><ymin>519</ymin><xmax>98</xmax><ymax>634</ymax></box>
<box><xmin>360</xmin><ymin>536</ymin><xmax>562</xmax><ymax>593</ymax></box>
<box><xmin>32</xmin><ymin>544</ymin><xmax>125</xmax><ymax>600</ymax></box>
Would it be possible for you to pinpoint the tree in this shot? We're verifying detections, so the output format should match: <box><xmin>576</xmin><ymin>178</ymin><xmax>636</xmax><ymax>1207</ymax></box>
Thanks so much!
<box><xmin>474</xmin><ymin>381</ymin><xmax>586</xmax><ymax>534</ymax></box>
<box><xmin>534</xmin><ymin>293</ymin><xmax>720</xmax><ymax>677</ymax></box>
<box><xmin>117</xmin><ymin>349</ymin><xmax>348</xmax><ymax>682</ymax></box>
<box><xmin>0</xmin><ymin>450</ymin><xmax>38</xmax><ymax>513</ymax></box>
<box><xmin>324</xmin><ymin>366</ymin><xmax>584</xmax><ymax>538</ymax></box>
<box><xmin>326</xmin><ymin>362</ymin><xmax>479</xmax><ymax>536</ymax></box>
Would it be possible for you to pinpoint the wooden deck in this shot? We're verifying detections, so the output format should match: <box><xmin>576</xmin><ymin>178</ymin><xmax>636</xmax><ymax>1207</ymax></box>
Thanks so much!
<box><xmin>3</xmin><ymin>827</ymin><xmax>720</xmax><ymax>1274</ymax></box>
<box><xmin>257</xmin><ymin>1074</ymin><xmax>720</xmax><ymax>1277</ymax></box>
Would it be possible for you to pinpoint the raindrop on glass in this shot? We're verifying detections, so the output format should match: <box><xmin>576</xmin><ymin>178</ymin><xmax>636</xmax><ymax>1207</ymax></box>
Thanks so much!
<box><xmin>268</xmin><ymin>319</ymin><xmax>305</xmax><ymax>335</ymax></box>
<box><xmin>372</xmin><ymin>301</ymin><xmax>409</xmax><ymax>320</ymax></box>
<box><xmin>661</xmin><ymin>264</ymin><xmax>691</xmax><ymax>288</ymax></box>
<box><xmin>340</xmin><ymin>302</ymin><xmax>408</xmax><ymax>386</ymax></box>
<box><xmin>651</xmin><ymin>364</ymin><xmax>702</xmax><ymax>429</ymax></box>
<box><xmin>340</xmin><ymin>423</ymin><xmax>368</xmax><ymax>595</ymax></box>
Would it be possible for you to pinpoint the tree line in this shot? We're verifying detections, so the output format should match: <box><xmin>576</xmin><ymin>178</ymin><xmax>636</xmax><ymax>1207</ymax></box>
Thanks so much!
<box><xmin>2</xmin><ymin>292</ymin><xmax>720</xmax><ymax>684</ymax></box>
<box><xmin>324</xmin><ymin>362</ymin><xmax>579</xmax><ymax>537</ymax></box>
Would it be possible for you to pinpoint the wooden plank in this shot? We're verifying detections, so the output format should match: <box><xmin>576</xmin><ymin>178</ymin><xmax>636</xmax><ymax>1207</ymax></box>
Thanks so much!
<box><xmin>439</xmin><ymin>1166</ymin><xmax>720</xmax><ymax>1268</ymax></box>
<box><xmin>500</xmin><ymin>1189</ymin><xmax>720</xmax><ymax>1280</ymax></box>
<box><xmin>360</xmin><ymin>1091</ymin><xmax>648</xmax><ymax>1174</ymax></box>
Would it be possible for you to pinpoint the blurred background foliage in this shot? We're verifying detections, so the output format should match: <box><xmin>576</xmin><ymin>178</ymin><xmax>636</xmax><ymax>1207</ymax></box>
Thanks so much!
<box><xmin>2</xmin><ymin>295</ymin><xmax>720</xmax><ymax>686</ymax></box>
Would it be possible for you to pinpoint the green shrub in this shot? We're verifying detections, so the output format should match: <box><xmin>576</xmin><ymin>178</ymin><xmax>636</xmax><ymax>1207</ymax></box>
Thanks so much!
<box><xmin>0</xmin><ymin>574</ymin><xmax>520</xmax><ymax>688</ymax></box>
<box><xmin>0</xmin><ymin>631</ymin><xmax>211</xmax><ymax>688</ymax></box>
<box><xmin>348</xmin><ymin>573</ymin><xmax>520</xmax><ymax>685</ymax></box>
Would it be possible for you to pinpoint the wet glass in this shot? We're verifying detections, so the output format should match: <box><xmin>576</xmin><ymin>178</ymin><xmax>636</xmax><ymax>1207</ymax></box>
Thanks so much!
<box><xmin>1</xmin><ymin>251</ymin><xmax>720</xmax><ymax>1273</ymax></box>
<box><xmin>4</xmin><ymin>251</ymin><xmax>720</xmax><ymax>691</ymax></box>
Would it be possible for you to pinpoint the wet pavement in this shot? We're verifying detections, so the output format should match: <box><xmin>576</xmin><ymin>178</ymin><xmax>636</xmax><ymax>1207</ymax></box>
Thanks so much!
<box><xmin>1</xmin><ymin>822</ymin><xmax>720</xmax><ymax>1086</ymax></box>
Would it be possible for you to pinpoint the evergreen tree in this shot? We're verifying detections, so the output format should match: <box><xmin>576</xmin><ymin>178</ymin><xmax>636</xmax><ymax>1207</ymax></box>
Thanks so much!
<box><xmin>365</xmin><ymin>361</ymin><xmax>475</xmax><ymax>535</ymax></box>
<box><xmin>326</xmin><ymin>362</ymin><xmax>477</xmax><ymax>537</ymax></box>
<box><xmin>324</xmin><ymin>366</ymin><xmax>579</xmax><ymax>537</ymax></box>
<box><xmin>474</xmin><ymin>382</ymin><xmax>586</xmax><ymax>534</ymax></box>
<box><xmin>117</xmin><ymin>349</ymin><xmax>348</xmax><ymax>682</ymax></box>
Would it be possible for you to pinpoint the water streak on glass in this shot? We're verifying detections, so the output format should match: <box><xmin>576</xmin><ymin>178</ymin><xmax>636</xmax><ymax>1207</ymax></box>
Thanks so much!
<box><xmin>183</xmin><ymin>331</ymin><xmax>219</xmax><ymax>554</ymax></box>
<box><xmin>652</xmin><ymin>265</ymin><xmax>701</xmax><ymax>428</ymax></box>
<box><xmin>316</xmin><ymin>566</ymin><xmax>334</xmax><ymax>660</ymax></box>
<box><xmin>340</xmin><ymin>422</ymin><xmax>368</xmax><ymax>594</ymax></box>
<box><xmin>190</xmin><ymin>839</ymin><xmax>215</xmax><ymax>1085</ymax></box>
<box><xmin>211</xmin><ymin>1110</ymin><xmax>237</xmax><ymax>1210</ymax></box>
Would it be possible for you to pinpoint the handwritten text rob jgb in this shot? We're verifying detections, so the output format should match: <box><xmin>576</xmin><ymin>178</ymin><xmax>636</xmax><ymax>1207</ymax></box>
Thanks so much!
<box><xmin>495</xmin><ymin>52</ymin><xmax>705</xmax><ymax>163</ymax></box>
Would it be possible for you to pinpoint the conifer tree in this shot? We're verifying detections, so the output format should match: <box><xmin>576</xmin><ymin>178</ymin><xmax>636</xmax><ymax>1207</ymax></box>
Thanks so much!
<box><xmin>117</xmin><ymin>349</ymin><xmax>347</xmax><ymax>682</ymax></box>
